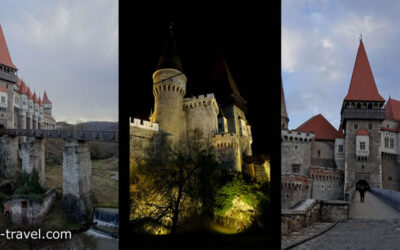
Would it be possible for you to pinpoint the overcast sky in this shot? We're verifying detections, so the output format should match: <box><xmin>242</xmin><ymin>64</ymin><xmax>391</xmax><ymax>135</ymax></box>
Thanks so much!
<box><xmin>282</xmin><ymin>0</ymin><xmax>400</xmax><ymax>130</ymax></box>
<box><xmin>0</xmin><ymin>0</ymin><xmax>118</xmax><ymax>123</ymax></box>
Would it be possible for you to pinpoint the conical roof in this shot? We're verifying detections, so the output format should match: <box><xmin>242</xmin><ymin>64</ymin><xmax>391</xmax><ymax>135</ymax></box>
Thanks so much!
<box><xmin>156</xmin><ymin>23</ymin><xmax>183</xmax><ymax>72</ymax></box>
<box><xmin>27</xmin><ymin>88</ymin><xmax>33</xmax><ymax>99</ymax></box>
<box><xmin>42</xmin><ymin>91</ymin><xmax>52</xmax><ymax>104</ymax></box>
<box><xmin>0</xmin><ymin>25</ymin><xmax>17</xmax><ymax>69</ymax></box>
<box><xmin>344</xmin><ymin>40</ymin><xmax>384</xmax><ymax>102</ymax></box>
<box><xmin>385</xmin><ymin>97</ymin><xmax>400</xmax><ymax>121</ymax></box>
<box><xmin>297</xmin><ymin>114</ymin><xmax>337</xmax><ymax>140</ymax></box>
<box><xmin>281</xmin><ymin>78</ymin><xmax>289</xmax><ymax>120</ymax></box>
<box><xmin>19</xmin><ymin>80</ymin><xmax>28</xmax><ymax>94</ymax></box>
<box><xmin>33</xmin><ymin>92</ymin><xmax>38</xmax><ymax>103</ymax></box>
<box><xmin>212</xmin><ymin>54</ymin><xmax>247</xmax><ymax>112</ymax></box>
<box><xmin>336</xmin><ymin>125</ymin><xmax>345</xmax><ymax>138</ymax></box>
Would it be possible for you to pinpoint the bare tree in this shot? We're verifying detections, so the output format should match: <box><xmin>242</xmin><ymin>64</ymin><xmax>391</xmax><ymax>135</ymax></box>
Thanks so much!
<box><xmin>131</xmin><ymin>129</ymin><xmax>219</xmax><ymax>234</ymax></box>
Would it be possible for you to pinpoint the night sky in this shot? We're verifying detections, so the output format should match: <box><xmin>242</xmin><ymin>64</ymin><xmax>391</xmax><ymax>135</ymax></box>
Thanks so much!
<box><xmin>122</xmin><ymin>6</ymin><xmax>281</xmax><ymax>155</ymax></box>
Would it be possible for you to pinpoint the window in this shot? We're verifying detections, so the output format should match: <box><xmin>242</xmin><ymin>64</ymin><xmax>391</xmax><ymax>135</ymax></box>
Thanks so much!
<box><xmin>292</xmin><ymin>164</ymin><xmax>300</xmax><ymax>173</ymax></box>
<box><xmin>21</xmin><ymin>201</ymin><xmax>27</xmax><ymax>208</ymax></box>
<box><xmin>1</xmin><ymin>97</ymin><xmax>5</xmax><ymax>103</ymax></box>
<box><xmin>295</xmin><ymin>145</ymin><xmax>298</xmax><ymax>150</ymax></box>
<box><xmin>385</xmin><ymin>137</ymin><xmax>389</xmax><ymax>148</ymax></box>
<box><xmin>338</xmin><ymin>145</ymin><xmax>344</xmax><ymax>153</ymax></box>
<box><xmin>368</xmin><ymin>124</ymin><xmax>372</xmax><ymax>130</ymax></box>
<box><xmin>354</xmin><ymin>124</ymin><xmax>358</xmax><ymax>130</ymax></box>
<box><xmin>360</xmin><ymin>142</ymin><xmax>366</xmax><ymax>150</ymax></box>
<box><xmin>390</xmin><ymin>138</ymin><xmax>394</xmax><ymax>149</ymax></box>
<box><xmin>318</xmin><ymin>150</ymin><xmax>321</xmax><ymax>158</ymax></box>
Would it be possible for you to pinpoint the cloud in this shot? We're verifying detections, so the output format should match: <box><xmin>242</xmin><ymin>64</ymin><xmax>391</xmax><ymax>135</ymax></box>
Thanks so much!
<box><xmin>282</xmin><ymin>1</ymin><xmax>400</xmax><ymax>130</ymax></box>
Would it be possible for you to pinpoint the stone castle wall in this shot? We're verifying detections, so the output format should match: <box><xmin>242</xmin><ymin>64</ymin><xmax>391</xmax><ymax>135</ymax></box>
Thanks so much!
<box><xmin>310</xmin><ymin>167</ymin><xmax>344</xmax><ymax>200</ymax></box>
<box><xmin>344</xmin><ymin>120</ymin><xmax>382</xmax><ymax>192</ymax></box>
<box><xmin>382</xmin><ymin>154</ymin><xmax>400</xmax><ymax>190</ymax></box>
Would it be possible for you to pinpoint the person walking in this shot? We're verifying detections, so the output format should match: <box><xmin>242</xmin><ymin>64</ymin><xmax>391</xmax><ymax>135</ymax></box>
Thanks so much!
<box><xmin>359</xmin><ymin>186</ymin><xmax>365</xmax><ymax>203</ymax></box>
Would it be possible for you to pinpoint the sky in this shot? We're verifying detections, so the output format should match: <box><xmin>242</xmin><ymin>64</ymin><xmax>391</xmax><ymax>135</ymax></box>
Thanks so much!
<box><xmin>0</xmin><ymin>0</ymin><xmax>118</xmax><ymax>124</ymax></box>
<box><xmin>282</xmin><ymin>0</ymin><xmax>400</xmax><ymax>130</ymax></box>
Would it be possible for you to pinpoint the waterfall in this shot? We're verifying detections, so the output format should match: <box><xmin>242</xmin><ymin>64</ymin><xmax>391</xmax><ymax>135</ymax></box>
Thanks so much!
<box><xmin>93</xmin><ymin>208</ymin><xmax>119</xmax><ymax>228</ymax></box>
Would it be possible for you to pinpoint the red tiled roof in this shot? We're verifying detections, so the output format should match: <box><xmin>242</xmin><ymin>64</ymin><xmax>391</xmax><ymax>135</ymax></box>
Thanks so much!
<box><xmin>296</xmin><ymin>114</ymin><xmax>337</xmax><ymax>140</ymax></box>
<box><xmin>356</xmin><ymin>128</ymin><xmax>369</xmax><ymax>136</ymax></box>
<box><xmin>42</xmin><ymin>91</ymin><xmax>52</xmax><ymax>104</ymax></box>
<box><xmin>32</xmin><ymin>92</ymin><xmax>38</xmax><ymax>103</ymax></box>
<box><xmin>17</xmin><ymin>77</ymin><xmax>22</xmax><ymax>87</ymax></box>
<box><xmin>381</xmin><ymin>126</ymin><xmax>397</xmax><ymax>133</ymax></box>
<box><xmin>19</xmin><ymin>80</ymin><xmax>28</xmax><ymax>94</ymax></box>
<box><xmin>27</xmin><ymin>88</ymin><xmax>33</xmax><ymax>99</ymax></box>
<box><xmin>344</xmin><ymin>41</ymin><xmax>385</xmax><ymax>102</ymax></box>
<box><xmin>0</xmin><ymin>25</ymin><xmax>17</xmax><ymax>70</ymax></box>
<box><xmin>385</xmin><ymin>98</ymin><xmax>400</xmax><ymax>121</ymax></box>
<box><xmin>0</xmin><ymin>86</ymin><xmax>7</xmax><ymax>93</ymax></box>
<box><xmin>336</xmin><ymin>125</ymin><xmax>345</xmax><ymax>138</ymax></box>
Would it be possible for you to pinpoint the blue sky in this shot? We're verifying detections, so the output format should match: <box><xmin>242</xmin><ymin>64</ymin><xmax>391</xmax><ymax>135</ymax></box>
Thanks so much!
<box><xmin>282</xmin><ymin>0</ymin><xmax>400</xmax><ymax>130</ymax></box>
<box><xmin>0</xmin><ymin>0</ymin><xmax>118</xmax><ymax>123</ymax></box>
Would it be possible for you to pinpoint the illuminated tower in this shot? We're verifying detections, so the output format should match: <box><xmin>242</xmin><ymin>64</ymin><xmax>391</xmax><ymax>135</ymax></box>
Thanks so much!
<box><xmin>151</xmin><ymin>23</ymin><xmax>187</xmax><ymax>138</ymax></box>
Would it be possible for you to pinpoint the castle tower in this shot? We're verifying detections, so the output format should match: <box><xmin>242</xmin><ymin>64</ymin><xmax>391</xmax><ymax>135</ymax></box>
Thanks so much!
<box><xmin>151</xmin><ymin>23</ymin><xmax>187</xmax><ymax>138</ymax></box>
<box><xmin>42</xmin><ymin>91</ymin><xmax>52</xmax><ymax>116</ymax></box>
<box><xmin>340</xmin><ymin>39</ymin><xmax>386</xmax><ymax>192</ymax></box>
<box><xmin>0</xmin><ymin>25</ymin><xmax>18</xmax><ymax>129</ymax></box>
<box><xmin>281</xmin><ymin>78</ymin><xmax>289</xmax><ymax>129</ymax></box>
<box><xmin>18</xmin><ymin>79</ymin><xmax>28</xmax><ymax>142</ymax></box>
<box><xmin>26</xmin><ymin>87</ymin><xmax>33</xmax><ymax>130</ymax></box>
<box><xmin>32</xmin><ymin>92</ymin><xmax>39</xmax><ymax>129</ymax></box>
<box><xmin>38</xmin><ymin>96</ymin><xmax>43</xmax><ymax>129</ymax></box>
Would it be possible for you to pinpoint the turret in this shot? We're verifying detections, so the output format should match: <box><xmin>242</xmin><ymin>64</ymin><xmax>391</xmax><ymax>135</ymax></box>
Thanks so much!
<box><xmin>42</xmin><ymin>91</ymin><xmax>52</xmax><ymax>116</ymax></box>
<box><xmin>32</xmin><ymin>92</ymin><xmax>39</xmax><ymax>129</ymax></box>
<box><xmin>27</xmin><ymin>87</ymin><xmax>33</xmax><ymax>130</ymax></box>
<box><xmin>151</xmin><ymin>23</ymin><xmax>187</xmax><ymax>138</ymax></box>
<box><xmin>38</xmin><ymin>96</ymin><xmax>43</xmax><ymax>129</ymax></box>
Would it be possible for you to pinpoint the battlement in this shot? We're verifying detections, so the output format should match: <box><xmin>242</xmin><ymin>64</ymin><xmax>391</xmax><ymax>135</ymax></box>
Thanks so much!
<box><xmin>281</xmin><ymin>173</ymin><xmax>313</xmax><ymax>187</ymax></box>
<box><xmin>183</xmin><ymin>93</ymin><xmax>218</xmax><ymax>111</ymax></box>
<box><xmin>130</xmin><ymin>118</ymin><xmax>159</xmax><ymax>131</ymax></box>
<box><xmin>213</xmin><ymin>132</ymin><xmax>238</xmax><ymax>148</ymax></box>
<box><xmin>309</xmin><ymin>167</ymin><xmax>343</xmax><ymax>180</ymax></box>
<box><xmin>282</xmin><ymin>129</ymin><xmax>315</xmax><ymax>142</ymax></box>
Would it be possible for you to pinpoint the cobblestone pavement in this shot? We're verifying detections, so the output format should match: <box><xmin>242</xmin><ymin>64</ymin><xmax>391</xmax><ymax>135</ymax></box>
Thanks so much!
<box><xmin>281</xmin><ymin>223</ymin><xmax>335</xmax><ymax>249</ymax></box>
<box><xmin>292</xmin><ymin>219</ymin><xmax>400</xmax><ymax>250</ymax></box>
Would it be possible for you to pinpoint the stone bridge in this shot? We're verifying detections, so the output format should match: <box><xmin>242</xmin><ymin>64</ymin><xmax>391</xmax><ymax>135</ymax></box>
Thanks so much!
<box><xmin>0</xmin><ymin>128</ymin><xmax>118</xmax><ymax>223</ymax></box>
<box><xmin>285</xmin><ymin>188</ymin><xmax>400</xmax><ymax>249</ymax></box>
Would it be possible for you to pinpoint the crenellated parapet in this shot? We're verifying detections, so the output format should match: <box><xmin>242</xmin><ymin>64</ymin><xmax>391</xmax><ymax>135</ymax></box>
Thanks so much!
<box><xmin>213</xmin><ymin>132</ymin><xmax>239</xmax><ymax>149</ymax></box>
<box><xmin>309</xmin><ymin>167</ymin><xmax>343</xmax><ymax>181</ymax></box>
<box><xmin>183</xmin><ymin>93</ymin><xmax>219</xmax><ymax>114</ymax></box>
<box><xmin>281</xmin><ymin>129</ymin><xmax>315</xmax><ymax>143</ymax></box>
<box><xmin>281</xmin><ymin>173</ymin><xmax>313</xmax><ymax>188</ymax></box>
<box><xmin>130</xmin><ymin>118</ymin><xmax>159</xmax><ymax>131</ymax></box>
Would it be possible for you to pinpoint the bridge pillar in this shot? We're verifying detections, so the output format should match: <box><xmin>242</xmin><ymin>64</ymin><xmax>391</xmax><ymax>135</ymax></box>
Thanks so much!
<box><xmin>0</xmin><ymin>135</ymin><xmax>20</xmax><ymax>179</ymax></box>
<box><xmin>18</xmin><ymin>111</ymin><xmax>27</xmax><ymax>143</ymax></box>
<box><xmin>21</xmin><ymin>138</ymin><xmax>46</xmax><ymax>187</ymax></box>
<box><xmin>61</xmin><ymin>139</ymin><xmax>94</xmax><ymax>223</ymax></box>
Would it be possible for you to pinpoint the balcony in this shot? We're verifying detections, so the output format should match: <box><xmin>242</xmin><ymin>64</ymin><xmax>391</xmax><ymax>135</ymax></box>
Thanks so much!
<box><xmin>0</xmin><ymin>71</ymin><xmax>17</xmax><ymax>83</ymax></box>
<box><xmin>341</xmin><ymin>108</ymin><xmax>385</xmax><ymax>124</ymax></box>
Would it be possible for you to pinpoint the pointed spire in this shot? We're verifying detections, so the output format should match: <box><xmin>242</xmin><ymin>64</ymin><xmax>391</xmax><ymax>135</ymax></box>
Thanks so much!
<box><xmin>38</xmin><ymin>96</ymin><xmax>43</xmax><ymax>107</ymax></box>
<box><xmin>385</xmin><ymin>97</ymin><xmax>400</xmax><ymax>121</ymax></box>
<box><xmin>281</xmin><ymin>77</ymin><xmax>289</xmax><ymax>129</ymax></box>
<box><xmin>344</xmin><ymin>39</ymin><xmax>385</xmax><ymax>102</ymax></box>
<box><xmin>42</xmin><ymin>91</ymin><xmax>52</xmax><ymax>104</ymax></box>
<box><xmin>27</xmin><ymin>88</ymin><xmax>33</xmax><ymax>99</ymax></box>
<box><xmin>212</xmin><ymin>52</ymin><xmax>247</xmax><ymax>113</ymax></box>
<box><xmin>336</xmin><ymin>125</ymin><xmax>345</xmax><ymax>138</ymax></box>
<box><xmin>0</xmin><ymin>24</ymin><xmax>17</xmax><ymax>69</ymax></box>
<box><xmin>156</xmin><ymin>21</ymin><xmax>183</xmax><ymax>72</ymax></box>
<box><xmin>33</xmin><ymin>92</ymin><xmax>38</xmax><ymax>103</ymax></box>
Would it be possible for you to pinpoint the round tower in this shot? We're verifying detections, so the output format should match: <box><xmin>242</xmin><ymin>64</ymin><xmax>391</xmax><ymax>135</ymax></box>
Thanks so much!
<box><xmin>151</xmin><ymin>23</ymin><xmax>187</xmax><ymax>138</ymax></box>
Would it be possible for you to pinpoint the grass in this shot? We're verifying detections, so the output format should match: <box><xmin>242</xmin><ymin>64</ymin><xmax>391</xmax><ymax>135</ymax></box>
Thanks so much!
<box><xmin>45</xmin><ymin>157</ymin><xmax>119</xmax><ymax>208</ymax></box>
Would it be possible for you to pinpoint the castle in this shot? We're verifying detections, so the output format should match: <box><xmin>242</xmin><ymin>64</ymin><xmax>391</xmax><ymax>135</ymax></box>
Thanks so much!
<box><xmin>130</xmin><ymin>25</ymin><xmax>259</xmax><ymax>175</ymax></box>
<box><xmin>0</xmin><ymin>24</ymin><xmax>56</xmax><ymax>135</ymax></box>
<box><xmin>282</xmin><ymin>38</ymin><xmax>400</xmax><ymax>208</ymax></box>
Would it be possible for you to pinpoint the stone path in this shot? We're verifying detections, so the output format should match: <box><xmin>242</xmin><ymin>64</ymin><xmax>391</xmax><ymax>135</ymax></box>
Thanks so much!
<box><xmin>281</xmin><ymin>223</ymin><xmax>335</xmax><ymax>249</ymax></box>
<box><xmin>350</xmin><ymin>191</ymin><xmax>400</xmax><ymax>219</ymax></box>
<box><xmin>291</xmin><ymin>219</ymin><xmax>400</xmax><ymax>250</ymax></box>
<box><xmin>290</xmin><ymin>192</ymin><xmax>400</xmax><ymax>249</ymax></box>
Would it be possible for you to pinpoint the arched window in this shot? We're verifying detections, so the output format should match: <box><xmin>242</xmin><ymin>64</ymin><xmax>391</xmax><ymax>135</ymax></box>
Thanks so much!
<box><xmin>390</xmin><ymin>138</ymin><xmax>394</xmax><ymax>149</ymax></box>
<box><xmin>385</xmin><ymin>137</ymin><xmax>389</xmax><ymax>148</ymax></box>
